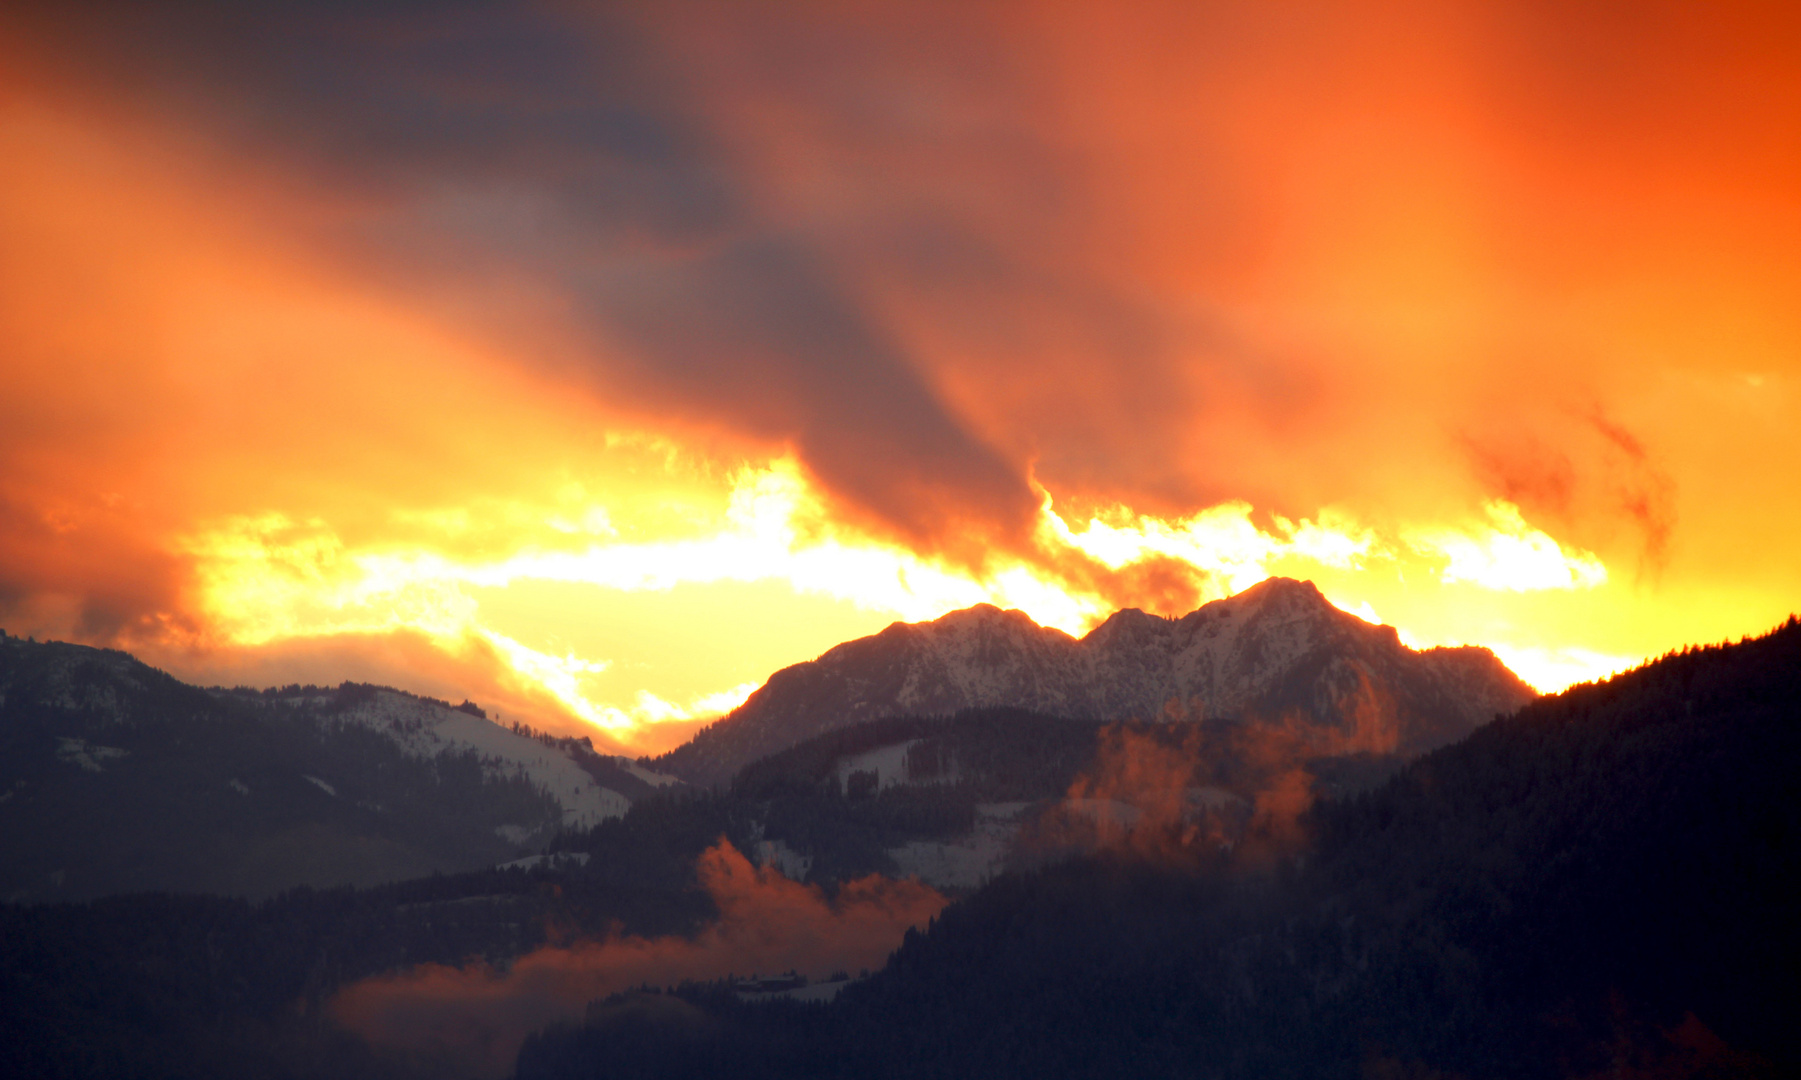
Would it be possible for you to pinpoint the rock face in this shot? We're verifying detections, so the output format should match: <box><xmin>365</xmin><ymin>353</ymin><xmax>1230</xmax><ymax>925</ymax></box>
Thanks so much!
<box><xmin>657</xmin><ymin>578</ymin><xmax>1537</xmax><ymax>786</ymax></box>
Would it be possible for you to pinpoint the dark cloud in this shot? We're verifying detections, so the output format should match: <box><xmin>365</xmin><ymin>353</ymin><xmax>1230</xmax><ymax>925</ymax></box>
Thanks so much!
<box><xmin>590</xmin><ymin>234</ymin><xmax>1041</xmax><ymax>546</ymax></box>
<box><xmin>1460</xmin><ymin>404</ymin><xmax>1677</xmax><ymax>576</ymax></box>
<box><xmin>9</xmin><ymin>0</ymin><xmax>1793</xmax><ymax>628</ymax></box>
<box><xmin>13</xmin><ymin>1</ymin><xmax>1052</xmax><ymax>555</ymax></box>
<box><xmin>1461</xmin><ymin>431</ymin><xmax>1578</xmax><ymax>519</ymax></box>
<box><xmin>1582</xmin><ymin>408</ymin><xmax>1677</xmax><ymax>578</ymax></box>
<box><xmin>0</xmin><ymin>489</ymin><xmax>189</xmax><ymax>644</ymax></box>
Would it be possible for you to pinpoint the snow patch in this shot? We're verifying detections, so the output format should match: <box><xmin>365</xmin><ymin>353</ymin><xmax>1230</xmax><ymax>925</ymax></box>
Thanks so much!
<box><xmin>835</xmin><ymin>740</ymin><xmax>939</xmax><ymax>792</ymax></box>
<box><xmin>229</xmin><ymin>778</ymin><xmax>250</xmax><ymax>796</ymax></box>
<box><xmin>497</xmin><ymin>851</ymin><xmax>590</xmax><ymax>871</ymax></box>
<box><xmin>312</xmin><ymin>691</ymin><xmax>631</xmax><ymax>828</ymax></box>
<box><xmin>493</xmin><ymin>824</ymin><xmax>539</xmax><ymax>846</ymax></box>
<box><xmin>1062</xmin><ymin>798</ymin><xmax>1142</xmax><ymax>828</ymax></box>
<box><xmin>887</xmin><ymin>802</ymin><xmax>1030</xmax><ymax>889</ymax></box>
<box><xmin>617</xmin><ymin>757</ymin><xmax>682</xmax><ymax>788</ymax></box>
<box><xmin>738</xmin><ymin>979</ymin><xmax>850</xmax><ymax>1004</ymax></box>
<box><xmin>55</xmin><ymin>737</ymin><xmax>128</xmax><ymax>773</ymax></box>
<box><xmin>1187</xmin><ymin>786</ymin><xmax>1245</xmax><ymax>811</ymax></box>
<box><xmin>754</xmin><ymin>839</ymin><xmax>813</xmax><ymax>881</ymax></box>
<box><xmin>303</xmin><ymin>775</ymin><xmax>337</xmax><ymax>797</ymax></box>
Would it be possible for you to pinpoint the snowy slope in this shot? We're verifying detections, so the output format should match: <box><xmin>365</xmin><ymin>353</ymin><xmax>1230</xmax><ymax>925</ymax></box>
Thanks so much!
<box><xmin>293</xmin><ymin>691</ymin><xmax>630</xmax><ymax>829</ymax></box>
<box><xmin>616</xmin><ymin>757</ymin><xmax>683</xmax><ymax>789</ymax></box>
<box><xmin>887</xmin><ymin>802</ymin><xmax>1031</xmax><ymax>889</ymax></box>
<box><xmin>659</xmin><ymin>578</ymin><xmax>1537</xmax><ymax>786</ymax></box>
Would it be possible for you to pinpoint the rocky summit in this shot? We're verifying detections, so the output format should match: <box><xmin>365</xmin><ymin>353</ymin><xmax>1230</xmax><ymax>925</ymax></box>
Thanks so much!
<box><xmin>656</xmin><ymin>577</ymin><xmax>1537</xmax><ymax>786</ymax></box>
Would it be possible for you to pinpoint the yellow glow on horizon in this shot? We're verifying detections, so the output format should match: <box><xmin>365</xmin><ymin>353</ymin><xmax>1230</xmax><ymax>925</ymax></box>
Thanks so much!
<box><xmin>179</xmin><ymin>455</ymin><xmax>1643</xmax><ymax>747</ymax></box>
<box><xmin>1486</xmin><ymin>644</ymin><xmax>1642</xmax><ymax>697</ymax></box>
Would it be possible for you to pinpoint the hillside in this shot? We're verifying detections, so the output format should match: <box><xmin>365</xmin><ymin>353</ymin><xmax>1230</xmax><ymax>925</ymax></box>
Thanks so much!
<box><xmin>0</xmin><ymin>633</ymin><xmax>668</xmax><ymax>901</ymax></box>
<box><xmin>656</xmin><ymin>577</ymin><xmax>1534</xmax><ymax>787</ymax></box>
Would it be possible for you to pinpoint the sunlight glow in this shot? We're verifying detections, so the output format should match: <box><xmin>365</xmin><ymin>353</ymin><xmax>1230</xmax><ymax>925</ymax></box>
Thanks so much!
<box><xmin>182</xmin><ymin>460</ymin><xmax>1618</xmax><ymax>744</ymax></box>
<box><xmin>1405</xmin><ymin>501</ymin><xmax>1608</xmax><ymax>592</ymax></box>
<box><xmin>1040</xmin><ymin>499</ymin><xmax>1380</xmax><ymax>598</ymax></box>
<box><xmin>1487</xmin><ymin>644</ymin><xmax>1642</xmax><ymax>696</ymax></box>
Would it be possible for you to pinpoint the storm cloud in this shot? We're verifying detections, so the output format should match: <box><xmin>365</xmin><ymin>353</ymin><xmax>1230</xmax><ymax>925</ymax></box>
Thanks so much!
<box><xmin>13</xmin><ymin>2</ymin><xmax>1060</xmax><ymax>555</ymax></box>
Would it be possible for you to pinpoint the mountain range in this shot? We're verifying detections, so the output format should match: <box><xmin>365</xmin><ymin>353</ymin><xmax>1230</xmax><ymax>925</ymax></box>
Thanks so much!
<box><xmin>0</xmin><ymin>577</ymin><xmax>1530</xmax><ymax>901</ymax></box>
<box><xmin>1</xmin><ymin>585</ymin><xmax>1795</xmax><ymax>1079</ymax></box>
<box><xmin>657</xmin><ymin>577</ymin><xmax>1535</xmax><ymax>787</ymax></box>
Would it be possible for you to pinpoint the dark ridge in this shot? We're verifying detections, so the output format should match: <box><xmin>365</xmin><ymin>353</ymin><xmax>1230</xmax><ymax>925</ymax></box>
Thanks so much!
<box><xmin>726</xmin><ymin>708</ymin><xmax>1103</xmax><ymax>801</ymax></box>
<box><xmin>0</xmin><ymin>636</ymin><xmax>567</xmax><ymax>903</ymax></box>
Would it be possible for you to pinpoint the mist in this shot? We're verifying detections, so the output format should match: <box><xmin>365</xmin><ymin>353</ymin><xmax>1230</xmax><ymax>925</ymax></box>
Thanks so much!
<box><xmin>327</xmin><ymin>839</ymin><xmax>945</xmax><ymax>1077</ymax></box>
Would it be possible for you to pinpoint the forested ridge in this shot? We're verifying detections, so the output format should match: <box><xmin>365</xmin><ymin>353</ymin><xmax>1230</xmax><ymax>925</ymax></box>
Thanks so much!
<box><xmin>0</xmin><ymin>635</ymin><xmax>566</xmax><ymax>902</ymax></box>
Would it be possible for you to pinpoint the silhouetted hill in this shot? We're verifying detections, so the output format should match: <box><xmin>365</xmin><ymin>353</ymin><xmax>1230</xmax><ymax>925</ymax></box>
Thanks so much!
<box><xmin>656</xmin><ymin>577</ymin><xmax>1535</xmax><ymax>786</ymax></box>
<box><xmin>520</xmin><ymin>617</ymin><xmax>1801</xmax><ymax>1079</ymax></box>
<box><xmin>0</xmin><ymin>632</ymin><xmax>673</xmax><ymax>901</ymax></box>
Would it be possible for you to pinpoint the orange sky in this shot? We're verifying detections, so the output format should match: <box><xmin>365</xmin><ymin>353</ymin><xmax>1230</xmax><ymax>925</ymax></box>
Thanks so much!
<box><xmin>1</xmin><ymin>2</ymin><xmax>1797</xmax><ymax>752</ymax></box>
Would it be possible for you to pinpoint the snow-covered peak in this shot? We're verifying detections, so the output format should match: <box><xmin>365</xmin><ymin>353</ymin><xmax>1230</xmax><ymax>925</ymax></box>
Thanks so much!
<box><xmin>659</xmin><ymin>576</ymin><xmax>1537</xmax><ymax>786</ymax></box>
<box><xmin>922</xmin><ymin>603</ymin><xmax>1062</xmax><ymax>638</ymax></box>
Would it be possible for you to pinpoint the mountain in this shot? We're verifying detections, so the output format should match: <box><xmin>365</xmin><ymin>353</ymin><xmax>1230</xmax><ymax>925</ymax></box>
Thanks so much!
<box><xmin>0</xmin><ymin>632</ymin><xmax>675</xmax><ymax>902</ymax></box>
<box><xmin>704</xmin><ymin>703</ymin><xmax>1432</xmax><ymax>891</ymax></box>
<box><xmin>5</xmin><ymin>616</ymin><xmax>1793</xmax><ymax>1080</ymax></box>
<box><xmin>521</xmin><ymin>616</ymin><xmax>1801</xmax><ymax>1080</ymax></box>
<box><xmin>657</xmin><ymin>577</ymin><xmax>1535</xmax><ymax>786</ymax></box>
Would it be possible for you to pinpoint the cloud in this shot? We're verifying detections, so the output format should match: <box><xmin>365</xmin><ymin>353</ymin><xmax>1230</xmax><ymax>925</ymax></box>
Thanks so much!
<box><xmin>8</xmin><ymin>2</ymin><xmax>1046</xmax><ymax>557</ymax></box>
<box><xmin>0</xmin><ymin>0</ymin><xmax>1796</xmax><ymax>730</ymax></box>
<box><xmin>0</xmin><ymin>488</ymin><xmax>189</xmax><ymax>641</ymax></box>
<box><xmin>1022</xmin><ymin>720</ymin><xmax>1347</xmax><ymax>870</ymax></box>
<box><xmin>7</xmin><ymin>0</ymin><xmax>1792</xmax><ymax>536</ymax></box>
<box><xmin>1406</xmin><ymin>500</ymin><xmax>1607</xmax><ymax>592</ymax></box>
<box><xmin>1461</xmin><ymin>406</ymin><xmax>1676</xmax><ymax>580</ymax></box>
<box><xmin>327</xmin><ymin>839</ymin><xmax>945</xmax><ymax>1077</ymax></box>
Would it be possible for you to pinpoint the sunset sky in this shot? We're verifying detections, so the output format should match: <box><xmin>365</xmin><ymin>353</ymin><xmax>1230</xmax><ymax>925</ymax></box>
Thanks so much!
<box><xmin>2</xmin><ymin>1</ymin><xmax>1796</xmax><ymax>753</ymax></box>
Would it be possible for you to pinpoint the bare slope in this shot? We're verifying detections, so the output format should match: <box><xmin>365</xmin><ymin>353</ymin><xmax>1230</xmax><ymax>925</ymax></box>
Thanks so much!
<box><xmin>657</xmin><ymin>578</ymin><xmax>1535</xmax><ymax>786</ymax></box>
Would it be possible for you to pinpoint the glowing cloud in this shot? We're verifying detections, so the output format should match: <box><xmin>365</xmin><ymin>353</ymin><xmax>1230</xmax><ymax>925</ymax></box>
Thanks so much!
<box><xmin>1406</xmin><ymin>500</ymin><xmax>1608</xmax><ymax>592</ymax></box>
<box><xmin>2</xmin><ymin>2</ymin><xmax>1796</xmax><ymax>750</ymax></box>
<box><xmin>173</xmin><ymin>458</ymin><xmax>1627</xmax><ymax>747</ymax></box>
<box><xmin>1042</xmin><ymin>498</ymin><xmax>1380</xmax><ymax>594</ymax></box>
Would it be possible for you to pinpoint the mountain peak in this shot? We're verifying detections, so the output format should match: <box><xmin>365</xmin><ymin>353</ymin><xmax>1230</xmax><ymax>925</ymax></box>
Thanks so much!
<box><xmin>657</xmin><ymin>576</ymin><xmax>1537</xmax><ymax>786</ymax></box>
<box><xmin>924</xmin><ymin>603</ymin><xmax>1045</xmax><ymax>633</ymax></box>
<box><xmin>1209</xmin><ymin>575</ymin><xmax>1330</xmax><ymax>614</ymax></box>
